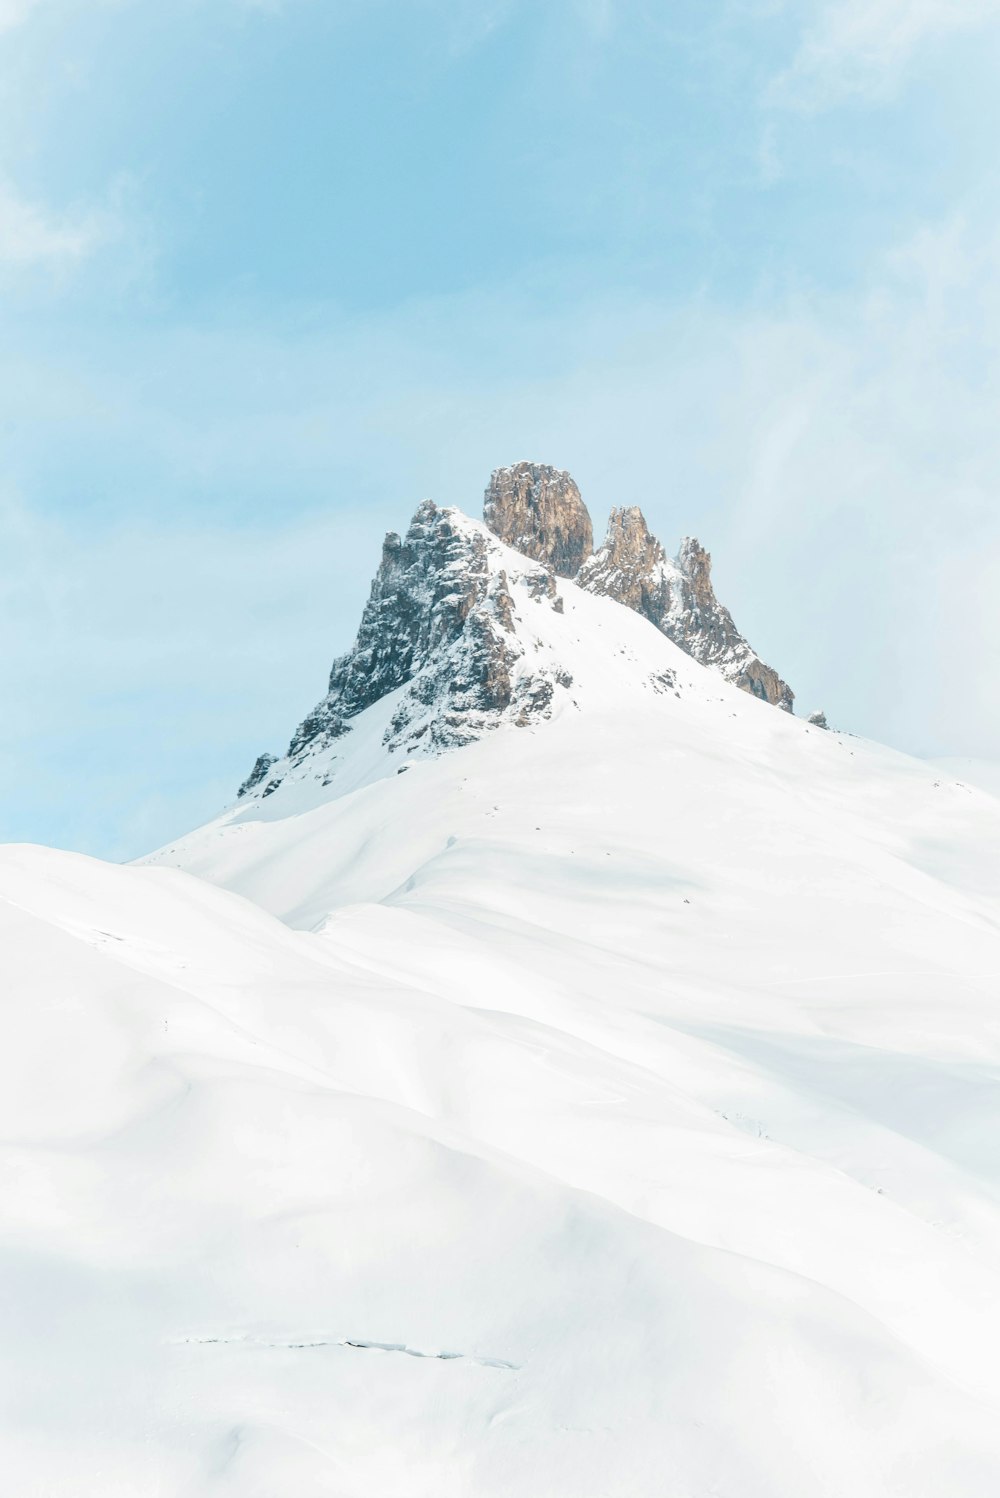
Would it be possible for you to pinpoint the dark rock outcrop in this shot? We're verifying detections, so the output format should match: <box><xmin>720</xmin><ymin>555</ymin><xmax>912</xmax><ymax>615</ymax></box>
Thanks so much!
<box><xmin>484</xmin><ymin>462</ymin><xmax>593</xmax><ymax>578</ymax></box>
<box><xmin>237</xmin><ymin>753</ymin><xmax>278</xmax><ymax>799</ymax></box>
<box><xmin>237</xmin><ymin>501</ymin><xmax>573</xmax><ymax>795</ymax></box>
<box><xmin>295</xmin><ymin>501</ymin><xmax>525</xmax><ymax>757</ymax></box>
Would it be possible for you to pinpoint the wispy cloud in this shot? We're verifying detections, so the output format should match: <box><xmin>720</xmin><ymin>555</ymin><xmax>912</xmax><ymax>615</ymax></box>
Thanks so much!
<box><xmin>0</xmin><ymin>181</ymin><xmax>114</xmax><ymax>268</ymax></box>
<box><xmin>4</xmin><ymin>199</ymin><xmax>1000</xmax><ymax>817</ymax></box>
<box><xmin>0</xmin><ymin>0</ymin><xmax>43</xmax><ymax>32</ymax></box>
<box><xmin>768</xmin><ymin>0</ymin><xmax>1000</xmax><ymax>108</ymax></box>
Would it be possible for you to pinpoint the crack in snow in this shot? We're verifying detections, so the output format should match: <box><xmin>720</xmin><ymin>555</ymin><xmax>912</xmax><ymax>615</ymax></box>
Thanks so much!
<box><xmin>175</xmin><ymin>1333</ymin><xmax>519</xmax><ymax>1370</ymax></box>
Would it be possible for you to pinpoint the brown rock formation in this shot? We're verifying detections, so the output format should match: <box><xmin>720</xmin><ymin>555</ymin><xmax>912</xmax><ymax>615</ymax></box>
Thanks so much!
<box><xmin>577</xmin><ymin>506</ymin><xmax>672</xmax><ymax>626</ymax></box>
<box><xmin>484</xmin><ymin>462</ymin><xmax>594</xmax><ymax>578</ymax></box>
<box><xmin>671</xmin><ymin>538</ymin><xmax>794</xmax><ymax>710</ymax></box>
<box><xmin>579</xmin><ymin>508</ymin><xmax>794</xmax><ymax>712</ymax></box>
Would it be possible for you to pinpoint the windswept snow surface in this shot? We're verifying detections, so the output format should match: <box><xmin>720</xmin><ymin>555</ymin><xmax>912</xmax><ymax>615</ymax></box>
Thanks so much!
<box><xmin>5</xmin><ymin>537</ymin><xmax>1000</xmax><ymax>1495</ymax></box>
<box><xmin>932</xmin><ymin>756</ymin><xmax>1000</xmax><ymax>801</ymax></box>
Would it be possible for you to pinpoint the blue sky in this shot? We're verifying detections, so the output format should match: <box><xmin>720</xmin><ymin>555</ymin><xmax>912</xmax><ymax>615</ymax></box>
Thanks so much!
<box><xmin>3</xmin><ymin>0</ymin><xmax>1000</xmax><ymax>858</ymax></box>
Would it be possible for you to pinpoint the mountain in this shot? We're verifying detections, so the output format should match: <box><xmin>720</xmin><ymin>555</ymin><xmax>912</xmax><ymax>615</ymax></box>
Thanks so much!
<box><xmin>239</xmin><ymin>463</ymin><xmax>792</xmax><ymax>803</ymax></box>
<box><xmin>4</xmin><ymin>474</ymin><xmax>1000</xmax><ymax>1496</ymax></box>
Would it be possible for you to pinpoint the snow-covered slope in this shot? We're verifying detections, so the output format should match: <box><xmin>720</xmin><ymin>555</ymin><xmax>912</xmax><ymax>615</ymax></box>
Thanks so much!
<box><xmin>4</xmin><ymin>503</ymin><xmax>1000</xmax><ymax>1495</ymax></box>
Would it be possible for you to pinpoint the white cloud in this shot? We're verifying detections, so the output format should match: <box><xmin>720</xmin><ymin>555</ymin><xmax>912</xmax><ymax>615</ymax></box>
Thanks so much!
<box><xmin>0</xmin><ymin>0</ymin><xmax>43</xmax><ymax>31</ymax></box>
<box><xmin>0</xmin><ymin>180</ymin><xmax>115</xmax><ymax>269</ymax></box>
<box><xmin>769</xmin><ymin>0</ymin><xmax>1000</xmax><ymax>108</ymax></box>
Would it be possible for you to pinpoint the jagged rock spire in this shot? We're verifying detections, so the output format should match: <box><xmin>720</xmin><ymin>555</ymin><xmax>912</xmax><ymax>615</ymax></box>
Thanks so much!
<box><xmin>484</xmin><ymin>462</ymin><xmax>594</xmax><ymax>578</ymax></box>
<box><xmin>578</xmin><ymin>509</ymin><xmax>794</xmax><ymax>710</ymax></box>
<box><xmin>576</xmin><ymin>506</ymin><xmax>672</xmax><ymax>624</ymax></box>
<box><xmin>286</xmin><ymin>501</ymin><xmax>526</xmax><ymax>761</ymax></box>
<box><xmin>483</xmin><ymin>467</ymin><xmax>792</xmax><ymax>711</ymax></box>
<box><xmin>237</xmin><ymin>500</ymin><xmax>574</xmax><ymax>796</ymax></box>
<box><xmin>670</xmin><ymin>537</ymin><xmax>793</xmax><ymax>710</ymax></box>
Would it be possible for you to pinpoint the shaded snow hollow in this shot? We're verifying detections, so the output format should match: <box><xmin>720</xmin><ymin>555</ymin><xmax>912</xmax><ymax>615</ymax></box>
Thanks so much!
<box><xmin>3</xmin><ymin>501</ymin><xmax>1000</xmax><ymax>1495</ymax></box>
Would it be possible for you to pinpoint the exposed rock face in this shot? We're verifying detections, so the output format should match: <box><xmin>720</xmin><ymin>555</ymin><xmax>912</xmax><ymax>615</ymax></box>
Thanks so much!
<box><xmin>484</xmin><ymin>472</ymin><xmax>794</xmax><ymax>710</ymax></box>
<box><xmin>484</xmin><ymin>462</ymin><xmax>593</xmax><ymax>578</ymax></box>
<box><xmin>808</xmin><ymin>710</ymin><xmax>829</xmax><ymax>730</ymax></box>
<box><xmin>237</xmin><ymin>465</ymin><xmax>798</xmax><ymax>799</ymax></box>
<box><xmin>669</xmin><ymin>538</ymin><xmax>794</xmax><ymax>710</ymax></box>
<box><xmin>237</xmin><ymin>501</ymin><xmax>573</xmax><ymax>796</ymax></box>
<box><xmin>237</xmin><ymin>753</ymin><xmax>278</xmax><ymax>799</ymax></box>
<box><xmin>577</xmin><ymin>506</ymin><xmax>672</xmax><ymax>625</ymax></box>
<box><xmin>579</xmin><ymin>508</ymin><xmax>794</xmax><ymax>712</ymax></box>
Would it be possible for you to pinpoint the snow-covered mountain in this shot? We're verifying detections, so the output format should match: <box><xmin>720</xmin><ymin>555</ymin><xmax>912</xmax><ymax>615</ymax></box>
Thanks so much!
<box><xmin>3</xmin><ymin>470</ymin><xmax>1000</xmax><ymax>1496</ymax></box>
<box><xmin>235</xmin><ymin>463</ymin><xmax>793</xmax><ymax>805</ymax></box>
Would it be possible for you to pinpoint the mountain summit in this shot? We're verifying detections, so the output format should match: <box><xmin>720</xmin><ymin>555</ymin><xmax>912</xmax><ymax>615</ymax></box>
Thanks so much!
<box><xmin>240</xmin><ymin>500</ymin><xmax>574</xmax><ymax>802</ymax></box>
<box><xmin>237</xmin><ymin>463</ymin><xmax>794</xmax><ymax>800</ymax></box>
<box><xmin>484</xmin><ymin>461</ymin><xmax>793</xmax><ymax>711</ymax></box>
<box><xmin>483</xmin><ymin>461</ymin><xmax>594</xmax><ymax>576</ymax></box>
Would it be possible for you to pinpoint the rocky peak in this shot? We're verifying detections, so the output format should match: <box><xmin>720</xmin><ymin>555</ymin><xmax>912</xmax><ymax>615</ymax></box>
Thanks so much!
<box><xmin>676</xmin><ymin>536</ymin><xmax>711</xmax><ymax>594</ymax></box>
<box><xmin>659</xmin><ymin>536</ymin><xmax>793</xmax><ymax>711</ymax></box>
<box><xmin>238</xmin><ymin>500</ymin><xmax>573</xmax><ymax>798</ymax></box>
<box><xmin>237</xmin><ymin>465</ymin><xmax>800</xmax><ymax>801</ymax></box>
<box><xmin>579</xmin><ymin>511</ymin><xmax>794</xmax><ymax>712</ymax></box>
<box><xmin>577</xmin><ymin>506</ymin><xmax>674</xmax><ymax>628</ymax></box>
<box><xmin>481</xmin><ymin>462</ymin><xmax>794</xmax><ymax>713</ymax></box>
<box><xmin>484</xmin><ymin>462</ymin><xmax>593</xmax><ymax>578</ymax></box>
<box><xmin>600</xmin><ymin>506</ymin><xmax>665</xmax><ymax>572</ymax></box>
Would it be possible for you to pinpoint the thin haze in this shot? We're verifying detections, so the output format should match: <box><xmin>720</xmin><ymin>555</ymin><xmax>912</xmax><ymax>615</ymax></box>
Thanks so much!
<box><xmin>2</xmin><ymin>0</ymin><xmax>999</xmax><ymax>859</ymax></box>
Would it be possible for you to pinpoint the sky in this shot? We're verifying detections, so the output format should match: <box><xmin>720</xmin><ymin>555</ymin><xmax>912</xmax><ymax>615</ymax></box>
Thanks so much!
<box><xmin>2</xmin><ymin>0</ymin><xmax>1000</xmax><ymax>860</ymax></box>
